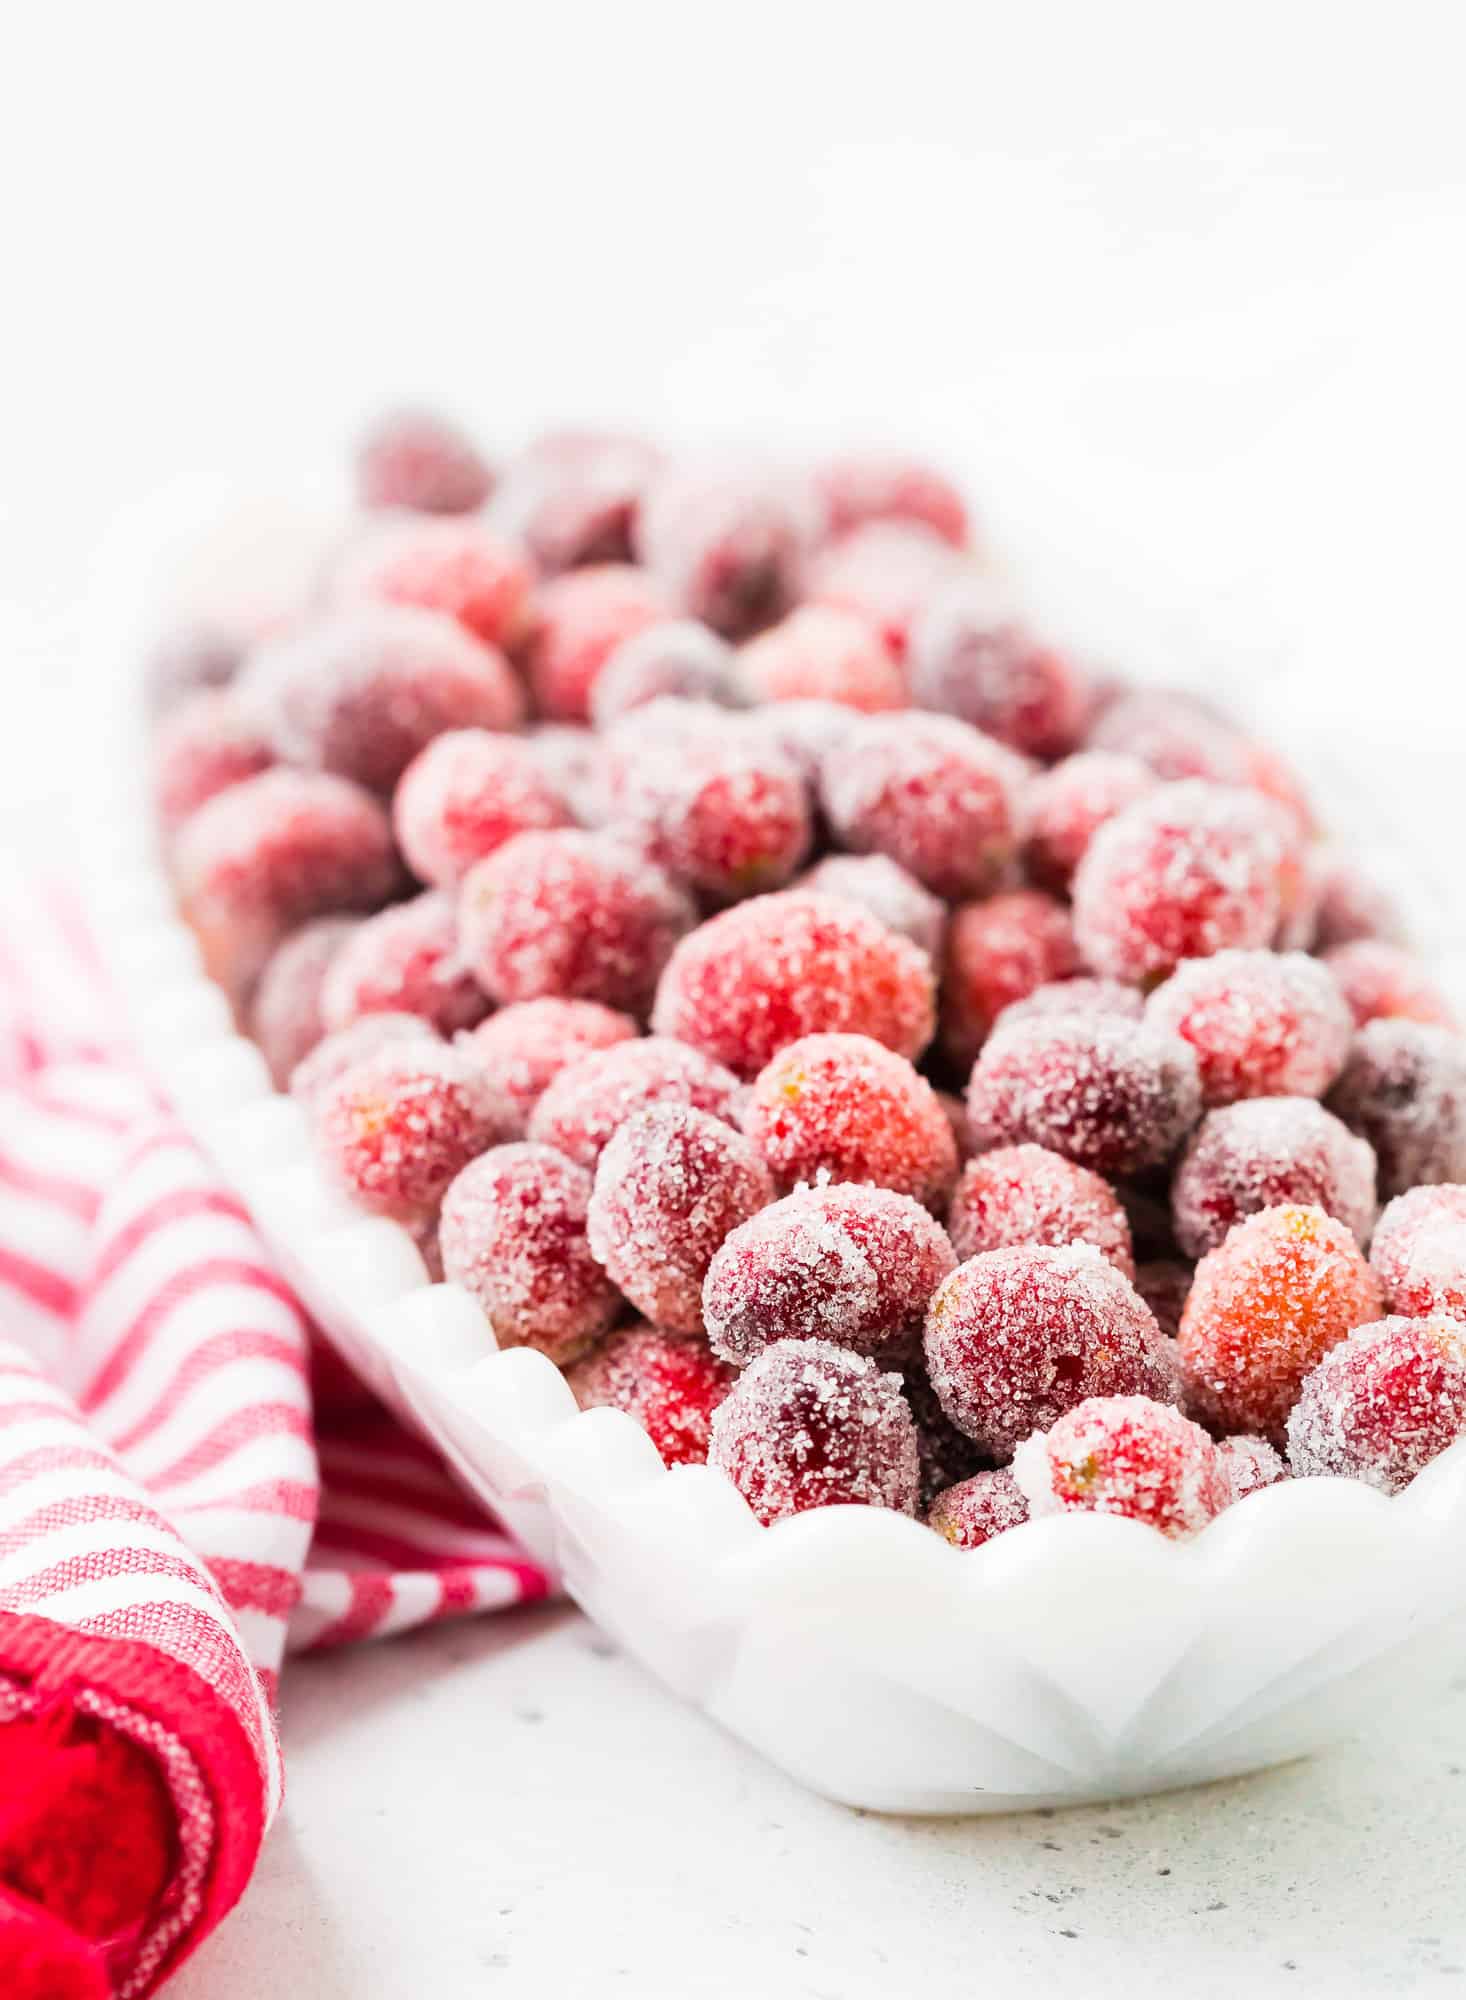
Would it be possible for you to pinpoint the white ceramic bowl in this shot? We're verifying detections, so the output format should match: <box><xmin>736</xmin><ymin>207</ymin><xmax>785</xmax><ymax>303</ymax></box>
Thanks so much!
<box><xmin>80</xmin><ymin>481</ymin><xmax>1466</xmax><ymax>1814</ymax></box>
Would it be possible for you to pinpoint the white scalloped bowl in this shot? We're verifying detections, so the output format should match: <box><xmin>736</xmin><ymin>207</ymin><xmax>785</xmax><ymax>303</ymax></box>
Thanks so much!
<box><xmin>79</xmin><ymin>477</ymin><xmax>1466</xmax><ymax>1815</ymax></box>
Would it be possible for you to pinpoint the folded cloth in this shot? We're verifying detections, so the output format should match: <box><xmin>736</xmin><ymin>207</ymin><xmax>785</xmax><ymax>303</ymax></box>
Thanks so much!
<box><xmin>0</xmin><ymin>899</ymin><xmax>548</xmax><ymax>1997</ymax></box>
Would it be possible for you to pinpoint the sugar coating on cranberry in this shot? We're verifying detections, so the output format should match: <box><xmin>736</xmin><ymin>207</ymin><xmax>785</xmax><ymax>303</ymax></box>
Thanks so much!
<box><xmin>319</xmin><ymin>890</ymin><xmax>488</xmax><ymax>1037</ymax></box>
<box><xmin>1088</xmin><ymin>689</ymin><xmax>1271</xmax><ymax>797</ymax></box>
<box><xmin>392</xmin><ymin>729</ymin><xmax>571</xmax><ymax>887</ymax></box>
<box><xmin>1217</xmin><ymin>1433</ymin><xmax>1288</xmax><ymax>1502</ymax></box>
<box><xmin>459</xmin><ymin>830</ymin><xmax>693</xmax><ymax>1013</ymax></box>
<box><xmin>589</xmin><ymin>619</ymin><xmax>743</xmax><ymax>727</ymax></box>
<box><xmin>908</xmin><ymin>582</ymin><xmax>1085</xmax><ymax>760</ymax></box>
<box><xmin>1172</xmin><ymin>1096</ymin><xmax>1377</xmax><ymax>1260</ymax></box>
<box><xmin>965</xmin><ymin>1014</ymin><xmax>1201</xmax><ymax>1180</ymax></box>
<box><xmin>174</xmin><ymin>767</ymin><xmax>401</xmax><ymax>996</ymax></box>
<box><xmin>290</xmin><ymin>1011</ymin><xmax>440</xmax><ymax>1105</ymax></box>
<box><xmin>604</xmin><ymin>730</ymin><xmax>812</xmax><ymax>903</ymax></box>
<box><xmin>820</xmin><ymin>712</ymin><xmax>1026</xmax><ymax>902</ymax></box>
<box><xmin>924</xmin><ymin>1244</ymin><xmax>1177</xmax><ymax>1459</ymax></box>
<box><xmin>1013</xmin><ymin>1396</ymin><xmax>1228</xmax><ymax>1539</ymax></box>
<box><xmin>488</xmin><ymin>429</ymin><xmax>660</xmax><ymax>572</ymax></box>
<box><xmin>739</xmin><ymin>604</ymin><xmax>905</xmax><ymax>712</ymax></box>
<box><xmin>795</xmin><ymin>854</ymin><xmax>945</xmax><ymax>960</ymax></box>
<box><xmin>653</xmin><ymin>889</ymin><xmax>935</xmax><ymax>1079</ymax></box>
<box><xmin>1133</xmin><ymin>1260</ymin><xmax>1193</xmax><ymax>1342</ymax></box>
<box><xmin>636</xmin><ymin>459</ymin><xmax>813</xmax><ymax>638</ymax></box>
<box><xmin>928</xmin><ymin>1467</ymin><xmax>1030</xmax><ymax>1548</ymax></box>
<box><xmin>245</xmin><ymin>605</ymin><xmax>524</xmax><ymax>793</ymax></box>
<box><xmin>1286</xmin><ymin>1314</ymin><xmax>1466</xmax><ymax>1493</ymax></box>
<box><xmin>564</xmin><ymin>1322</ymin><xmax>738</xmax><ymax>1468</ymax></box>
<box><xmin>586</xmin><ymin>1104</ymin><xmax>773</xmax><ymax>1334</ymax></box>
<box><xmin>805</xmin><ymin>521</ymin><xmax>966</xmax><ymax>660</ymax></box>
<box><xmin>1321</xmin><ymin>940</ymin><xmax>1457</xmax><ymax>1031</ymax></box>
<box><xmin>331</xmin><ymin>516</ymin><xmax>533</xmax><ymax>651</ymax></box>
<box><xmin>743</xmin><ymin>1032</ymin><xmax>958</xmax><ymax>1208</ymax></box>
<box><xmin>1327</xmin><ymin>1020</ymin><xmax>1466</xmax><ymax>1200</ymax></box>
<box><xmin>708</xmin><ymin>1337</ymin><xmax>920</xmax><ymax>1524</ymax></box>
<box><xmin>1311</xmin><ymin>851</ymin><xmax>1406</xmax><ymax>951</ymax></box>
<box><xmin>703</xmin><ymin>1181</ymin><xmax>956</xmax><ymax>1365</ymax></box>
<box><xmin>1369</xmin><ymin>1184</ymin><xmax>1466</xmax><ymax>1319</ymax></box>
<box><xmin>316</xmin><ymin>1041</ymin><xmax>506</xmax><ymax>1217</ymax></box>
<box><xmin>154</xmin><ymin>688</ymin><xmax>275</xmax><ymax>834</ymax></box>
<box><xmin>940</xmin><ymin>891</ymin><xmax>1079</xmax><ymax>1069</ymax></box>
<box><xmin>354</xmin><ymin>406</ymin><xmax>494</xmax><ymax>516</ymax></box>
<box><xmin>1178</xmin><ymin>1204</ymin><xmax>1384</xmax><ymax>1439</ymax></box>
<box><xmin>249</xmin><ymin>916</ymin><xmax>359</xmax><ymax>1087</ymax></box>
<box><xmin>815</xmin><ymin>451</ymin><xmax>970</xmax><ymax>548</ymax></box>
<box><xmin>1146</xmin><ymin>949</ymin><xmax>1353</xmax><ymax>1108</ymax></box>
<box><xmin>992</xmin><ymin>977</ymin><xmax>1145</xmax><ymax>1035</ymax></box>
<box><xmin>528</xmin><ymin>1034</ymin><xmax>744</xmax><ymax>1170</ymax></box>
<box><xmin>438</xmin><ymin>1141</ymin><xmax>619</xmax><ymax>1362</ymax></box>
<box><xmin>521</xmin><ymin>563</ymin><xmax>672</xmax><ymax>723</ymax></box>
<box><xmin>1022</xmin><ymin>751</ymin><xmax>1157</xmax><ymax>894</ymax></box>
<box><xmin>742</xmin><ymin>698</ymin><xmax>860</xmax><ymax>787</ymax></box>
<box><xmin>1072</xmin><ymin>780</ymin><xmax>1286</xmax><ymax>986</ymax></box>
<box><xmin>456</xmin><ymin>998</ymin><xmax>637</xmax><ymax>1137</ymax></box>
<box><xmin>947</xmin><ymin>1143</ymin><xmax>1135</xmax><ymax>1278</ymax></box>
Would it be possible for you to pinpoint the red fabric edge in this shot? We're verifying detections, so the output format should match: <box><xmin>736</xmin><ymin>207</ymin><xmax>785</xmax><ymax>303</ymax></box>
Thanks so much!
<box><xmin>0</xmin><ymin>1610</ymin><xmax>266</xmax><ymax>1994</ymax></box>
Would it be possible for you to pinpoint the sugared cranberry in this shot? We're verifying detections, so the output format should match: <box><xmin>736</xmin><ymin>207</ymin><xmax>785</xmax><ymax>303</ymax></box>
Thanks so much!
<box><xmin>947</xmin><ymin>1143</ymin><xmax>1135</xmax><ymax>1278</ymax></box>
<box><xmin>456</xmin><ymin>998</ymin><xmax>637</xmax><ymax>1138</ymax></box>
<box><xmin>319</xmin><ymin>890</ymin><xmax>488</xmax><ymax>1037</ymax></box>
<box><xmin>1022</xmin><ymin>751</ymin><xmax>1156</xmax><ymax>893</ymax></box>
<box><xmin>804</xmin><ymin>521</ymin><xmax>965</xmax><ymax>660</ymax></box>
<box><xmin>1072</xmin><ymin>781</ymin><xmax>1287</xmax><ymax>986</ymax></box>
<box><xmin>290</xmin><ymin>1012</ymin><xmax>439</xmax><ymax>1106</ymax></box>
<box><xmin>564</xmin><ymin>1323</ymin><xmax>738</xmax><ymax>1468</ymax></box>
<box><xmin>795</xmin><ymin>854</ymin><xmax>945</xmax><ymax>960</ymax></box>
<box><xmin>1286</xmin><ymin>1315</ymin><xmax>1466</xmax><ymax>1492</ymax></box>
<box><xmin>354</xmin><ymin>406</ymin><xmax>494</xmax><ymax>516</ymax></box>
<box><xmin>908</xmin><ymin>582</ymin><xmax>1085</xmax><ymax>760</ymax></box>
<box><xmin>1327</xmin><ymin>1020</ymin><xmax>1466</xmax><ymax>1200</ymax></box>
<box><xmin>605</xmin><ymin>730</ymin><xmax>812</xmax><ymax>903</ymax></box>
<box><xmin>742</xmin><ymin>1031</ymin><xmax>958</xmax><ymax>1208</ymax></box>
<box><xmin>590</xmin><ymin>619</ymin><xmax>743</xmax><ymax>726</ymax></box>
<box><xmin>1013</xmin><ymin>1396</ymin><xmax>1228</xmax><ymax>1538</ymax></box>
<box><xmin>1178</xmin><ymin>1204</ymin><xmax>1384</xmax><ymax>1439</ymax></box>
<box><xmin>1171</xmin><ymin>1096</ymin><xmax>1377</xmax><ymax>1260</ymax></box>
<box><xmin>460</xmin><ymin>830</ymin><xmax>693</xmax><ymax>1013</ymax></box>
<box><xmin>331</xmin><ymin>516</ymin><xmax>533</xmax><ymax>651</ymax></box>
<box><xmin>636</xmin><ymin>459</ymin><xmax>813</xmax><ymax>638</ymax></box>
<box><xmin>174</xmin><ymin>768</ymin><xmax>400</xmax><ymax>995</ymax></box>
<box><xmin>1369</xmin><ymin>1184</ymin><xmax>1466</xmax><ymax>1319</ymax></box>
<box><xmin>940</xmin><ymin>891</ymin><xmax>1079</xmax><ymax>1069</ymax></box>
<box><xmin>965</xmin><ymin>1013</ymin><xmax>1201</xmax><ymax>1179</ymax></box>
<box><xmin>815</xmin><ymin>451</ymin><xmax>969</xmax><ymax>548</ymax></box>
<box><xmin>316</xmin><ymin>1042</ymin><xmax>506</xmax><ymax>1218</ymax></box>
<box><xmin>924</xmin><ymin>1244</ymin><xmax>1176</xmax><ymax>1458</ymax></box>
<box><xmin>991</xmin><ymin>977</ymin><xmax>1144</xmax><ymax>1035</ymax></box>
<box><xmin>154</xmin><ymin>689</ymin><xmax>275</xmax><ymax>834</ymax></box>
<box><xmin>738</xmin><ymin>605</ymin><xmax>905</xmax><ymax>712</ymax></box>
<box><xmin>1321</xmin><ymin>940</ymin><xmax>1457</xmax><ymax>1030</ymax></box>
<box><xmin>438</xmin><ymin>1142</ymin><xmax>619</xmax><ymax>1362</ymax></box>
<box><xmin>523</xmin><ymin>724</ymin><xmax>605</xmax><ymax>823</ymax></box>
<box><xmin>927</xmin><ymin>1468</ymin><xmax>1030</xmax><ymax>1548</ymax></box>
<box><xmin>528</xmin><ymin>1035</ymin><xmax>743</xmax><ymax>1170</ymax></box>
<box><xmin>652</xmin><ymin>889</ymin><xmax>935</xmax><ymax>1079</ymax></box>
<box><xmin>742</xmin><ymin>698</ymin><xmax>859</xmax><ymax>789</ymax></box>
<box><xmin>521</xmin><ymin>563</ymin><xmax>672</xmax><ymax>722</ymax></box>
<box><xmin>586</xmin><ymin>1104</ymin><xmax>772</xmax><ymax>1334</ymax></box>
<box><xmin>1146</xmin><ymin>949</ymin><xmax>1353</xmax><ymax>1107</ymax></box>
<box><xmin>245</xmin><ymin>606</ymin><xmax>524</xmax><ymax>793</ymax></box>
<box><xmin>488</xmin><ymin>429</ymin><xmax>660</xmax><ymax>573</ymax></box>
<box><xmin>703</xmin><ymin>1181</ymin><xmax>956</xmax><ymax>1365</ymax></box>
<box><xmin>820</xmin><ymin>712</ymin><xmax>1026</xmax><ymax>902</ymax></box>
<box><xmin>249</xmin><ymin>916</ymin><xmax>359</xmax><ymax>1087</ymax></box>
<box><xmin>1216</xmin><ymin>1433</ymin><xmax>1289</xmax><ymax>1502</ymax></box>
<box><xmin>393</xmin><ymin>730</ymin><xmax>571</xmax><ymax>887</ymax></box>
<box><xmin>708</xmin><ymin>1338</ymin><xmax>920</xmax><ymax>1524</ymax></box>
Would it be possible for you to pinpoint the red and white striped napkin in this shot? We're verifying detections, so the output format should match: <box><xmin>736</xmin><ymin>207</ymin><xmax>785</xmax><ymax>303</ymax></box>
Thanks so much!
<box><xmin>0</xmin><ymin>895</ymin><xmax>547</xmax><ymax>1999</ymax></box>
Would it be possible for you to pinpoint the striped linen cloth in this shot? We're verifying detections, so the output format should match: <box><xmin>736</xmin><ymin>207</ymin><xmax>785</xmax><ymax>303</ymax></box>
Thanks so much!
<box><xmin>0</xmin><ymin>896</ymin><xmax>547</xmax><ymax>1997</ymax></box>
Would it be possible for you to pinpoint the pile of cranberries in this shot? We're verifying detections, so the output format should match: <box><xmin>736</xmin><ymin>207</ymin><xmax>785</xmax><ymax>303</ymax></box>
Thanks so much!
<box><xmin>152</xmin><ymin>409</ymin><xmax>1466</xmax><ymax>1544</ymax></box>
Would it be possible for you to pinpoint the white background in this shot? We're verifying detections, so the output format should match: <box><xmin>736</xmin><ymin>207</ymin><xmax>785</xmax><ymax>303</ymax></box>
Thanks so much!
<box><xmin>3</xmin><ymin>3</ymin><xmax>1466</xmax><ymax>1993</ymax></box>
